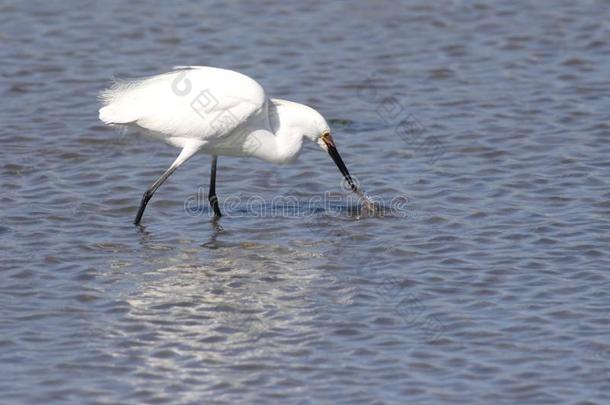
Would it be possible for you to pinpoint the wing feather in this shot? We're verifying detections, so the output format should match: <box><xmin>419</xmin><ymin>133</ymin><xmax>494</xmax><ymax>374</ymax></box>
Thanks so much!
<box><xmin>98</xmin><ymin>66</ymin><xmax>266</xmax><ymax>141</ymax></box>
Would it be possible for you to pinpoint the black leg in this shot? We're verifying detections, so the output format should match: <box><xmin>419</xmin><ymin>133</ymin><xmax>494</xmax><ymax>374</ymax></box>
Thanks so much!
<box><xmin>209</xmin><ymin>155</ymin><xmax>222</xmax><ymax>217</ymax></box>
<box><xmin>134</xmin><ymin>165</ymin><xmax>178</xmax><ymax>225</ymax></box>
<box><xmin>133</xmin><ymin>145</ymin><xmax>200</xmax><ymax>225</ymax></box>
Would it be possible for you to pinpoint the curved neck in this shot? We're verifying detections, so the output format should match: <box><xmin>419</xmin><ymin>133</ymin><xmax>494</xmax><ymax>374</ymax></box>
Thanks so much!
<box><xmin>250</xmin><ymin>128</ymin><xmax>303</xmax><ymax>164</ymax></box>
<box><xmin>249</xmin><ymin>99</ymin><xmax>306</xmax><ymax>163</ymax></box>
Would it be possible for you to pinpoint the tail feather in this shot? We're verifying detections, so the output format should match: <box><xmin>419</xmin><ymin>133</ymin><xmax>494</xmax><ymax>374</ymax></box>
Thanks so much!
<box><xmin>97</xmin><ymin>78</ymin><xmax>150</xmax><ymax>124</ymax></box>
<box><xmin>98</xmin><ymin>105</ymin><xmax>132</xmax><ymax>125</ymax></box>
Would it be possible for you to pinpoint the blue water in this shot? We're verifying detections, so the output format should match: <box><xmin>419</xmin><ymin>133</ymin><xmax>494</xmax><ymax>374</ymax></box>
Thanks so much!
<box><xmin>1</xmin><ymin>0</ymin><xmax>610</xmax><ymax>403</ymax></box>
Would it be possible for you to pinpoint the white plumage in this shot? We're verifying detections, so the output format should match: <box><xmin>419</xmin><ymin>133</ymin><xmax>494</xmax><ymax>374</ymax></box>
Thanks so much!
<box><xmin>98</xmin><ymin>66</ymin><xmax>359</xmax><ymax>224</ymax></box>
<box><xmin>99</xmin><ymin>66</ymin><xmax>266</xmax><ymax>150</ymax></box>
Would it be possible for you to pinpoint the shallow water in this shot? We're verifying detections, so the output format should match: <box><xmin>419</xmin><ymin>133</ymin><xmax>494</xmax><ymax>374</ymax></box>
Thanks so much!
<box><xmin>2</xmin><ymin>0</ymin><xmax>610</xmax><ymax>403</ymax></box>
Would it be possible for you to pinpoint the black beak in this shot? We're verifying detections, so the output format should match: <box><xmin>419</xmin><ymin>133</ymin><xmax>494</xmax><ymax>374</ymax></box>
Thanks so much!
<box><xmin>325</xmin><ymin>137</ymin><xmax>357</xmax><ymax>192</ymax></box>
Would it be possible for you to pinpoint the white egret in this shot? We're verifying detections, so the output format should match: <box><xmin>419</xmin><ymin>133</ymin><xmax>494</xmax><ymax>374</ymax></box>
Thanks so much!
<box><xmin>99</xmin><ymin>66</ymin><xmax>364</xmax><ymax>224</ymax></box>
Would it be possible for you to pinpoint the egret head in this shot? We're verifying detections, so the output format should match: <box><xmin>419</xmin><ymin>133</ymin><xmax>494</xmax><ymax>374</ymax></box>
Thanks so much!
<box><xmin>298</xmin><ymin>106</ymin><xmax>358</xmax><ymax>192</ymax></box>
<box><xmin>270</xmin><ymin>99</ymin><xmax>358</xmax><ymax>191</ymax></box>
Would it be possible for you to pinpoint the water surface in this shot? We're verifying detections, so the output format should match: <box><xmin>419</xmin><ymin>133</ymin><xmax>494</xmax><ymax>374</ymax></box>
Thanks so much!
<box><xmin>1</xmin><ymin>0</ymin><xmax>610</xmax><ymax>403</ymax></box>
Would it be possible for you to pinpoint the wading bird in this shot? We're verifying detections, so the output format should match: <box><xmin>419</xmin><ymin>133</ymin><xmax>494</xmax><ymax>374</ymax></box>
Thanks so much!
<box><xmin>99</xmin><ymin>66</ymin><xmax>360</xmax><ymax>225</ymax></box>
